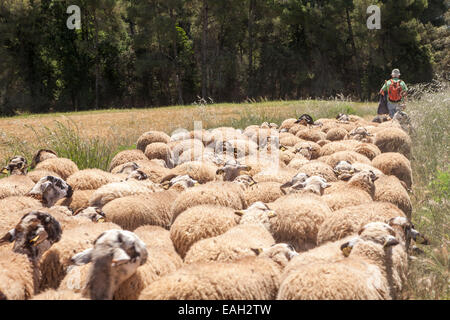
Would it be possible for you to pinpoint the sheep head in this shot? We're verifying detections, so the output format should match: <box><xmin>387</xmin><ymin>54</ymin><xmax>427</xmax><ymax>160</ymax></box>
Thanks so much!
<box><xmin>295</xmin><ymin>114</ymin><xmax>314</xmax><ymax>126</ymax></box>
<box><xmin>71</xmin><ymin>230</ymin><xmax>148</xmax><ymax>300</ymax></box>
<box><xmin>125</xmin><ymin>169</ymin><xmax>148</xmax><ymax>181</ymax></box>
<box><xmin>1</xmin><ymin>156</ymin><xmax>28</xmax><ymax>175</ymax></box>
<box><xmin>283</xmin><ymin>175</ymin><xmax>329</xmax><ymax>195</ymax></box>
<box><xmin>30</xmin><ymin>149</ymin><xmax>57</xmax><ymax>169</ymax></box>
<box><xmin>161</xmin><ymin>174</ymin><xmax>199</xmax><ymax>191</ymax></box>
<box><xmin>347</xmin><ymin>170</ymin><xmax>378</xmax><ymax>198</ymax></box>
<box><xmin>0</xmin><ymin>211</ymin><xmax>62</xmax><ymax>261</ymax></box>
<box><xmin>27</xmin><ymin>176</ymin><xmax>73</xmax><ymax>207</ymax></box>
<box><xmin>235</xmin><ymin>201</ymin><xmax>276</xmax><ymax>231</ymax></box>
<box><xmin>340</xmin><ymin>222</ymin><xmax>400</xmax><ymax>257</ymax></box>
<box><xmin>252</xmin><ymin>243</ymin><xmax>299</xmax><ymax>268</ymax></box>
<box><xmin>73</xmin><ymin>207</ymin><xmax>106</xmax><ymax>223</ymax></box>
<box><xmin>216</xmin><ymin>160</ymin><xmax>252</xmax><ymax>182</ymax></box>
<box><xmin>233</xmin><ymin>174</ymin><xmax>257</xmax><ymax>189</ymax></box>
<box><xmin>116</xmin><ymin>162</ymin><xmax>139</xmax><ymax>174</ymax></box>
<box><xmin>386</xmin><ymin>216</ymin><xmax>430</xmax><ymax>252</ymax></box>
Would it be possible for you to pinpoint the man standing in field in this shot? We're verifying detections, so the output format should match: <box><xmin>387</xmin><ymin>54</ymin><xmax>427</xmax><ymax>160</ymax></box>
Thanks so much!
<box><xmin>380</xmin><ymin>69</ymin><xmax>408</xmax><ymax>118</ymax></box>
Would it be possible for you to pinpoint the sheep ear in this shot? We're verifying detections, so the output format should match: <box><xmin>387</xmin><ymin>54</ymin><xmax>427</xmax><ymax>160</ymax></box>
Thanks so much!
<box><xmin>71</xmin><ymin>248</ymin><xmax>93</xmax><ymax>265</ymax></box>
<box><xmin>73</xmin><ymin>207</ymin><xmax>86</xmax><ymax>216</ymax></box>
<box><xmin>321</xmin><ymin>182</ymin><xmax>331</xmax><ymax>189</ymax></box>
<box><xmin>234</xmin><ymin>210</ymin><xmax>245</xmax><ymax>217</ymax></box>
<box><xmin>340</xmin><ymin>242</ymin><xmax>353</xmax><ymax>257</ymax></box>
<box><xmin>112</xmin><ymin>248</ymin><xmax>131</xmax><ymax>266</ymax></box>
<box><xmin>216</xmin><ymin>169</ymin><xmax>225</xmax><ymax>175</ymax></box>
<box><xmin>386</xmin><ymin>217</ymin><xmax>395</xmax><ymax>226</ymax></box>
<box><xmin>0</xmin><ymin>229</ymin><xmax>16</xmax><ymax>245</ymax></box>
<box><xmin>1</xmin><ymin>167</ymin><xmax>9</xmax><ymax>174</ymax></box>
<box><xmin>358</xmin><ymin>226</ymin><xmax>366</xmax><ymax>235</ymax></box>
<box><xmin>251</xmin><ymin>248</ymin><xmax>263</xmax><ymax>256</ymax></box>
<box><xmin>383</xmin><ymin>236</ymin><xmax>399</xmax><ymax>248</ymax></box>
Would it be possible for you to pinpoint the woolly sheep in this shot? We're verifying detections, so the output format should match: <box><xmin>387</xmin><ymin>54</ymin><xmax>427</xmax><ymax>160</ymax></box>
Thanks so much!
<box><xmin>325</xmin><ymin>150</ymin><xmax>371</xmax><ymax>168</ymax></box>
<box><xmin>144</xmin><ymin>142</ymin><xmax>174</xmax><ymax>168</ymax></box>
<box><xmin>139</xmin><ymin>243</ymin><xmax>298</xmax><ymax>300</ymax></box>
<box><xmin>353</xmin><ymin>142</ymin><xmax>381</xmax><ymax>160</ymax></box>
<box><xmin>66</xmin><ymin>169</ymin><xmax>123</xmax><ymax>191</ymax></box>
<box><xmin>372</xmin><ymin>152</ymin><xmax>412</xmax><ymax>189</ymax></box>
<box><xmin>375</xmin><ymin>127</ymin><xmax>412</xmax><ymax>157</ymax></box>
<box><xmin>136</xmin><ymin>131</ymin><xmax>171</xmax><ymax>152</ymax></box>
<box><xmin>31</xmin><ymin>289</ymin><xmax>86</xmax><ymax>300</ymax></box>
<box><xmin>57</xmin><ymin>189</ymin><xmax>95</xmax><ymax>212</ymax></box>
<box><xmin>164</xmin><ymin>160</ymin><xmax>218</xmax><ymax>184</ymax></box>
<box><xmin>27</xmin><ymin>169</ymin><xmax>61</xmax><ymax>184</ymax></box>
<box><xmin>277</xmin><ymin>222</ymin><xmax>403</xmax><ymax>300</ymax></box>
<box><xmin>170</xmin><ymin>205</ymin><xmax>238</xmax><ymax>258</ymax></box>
<box><xmin>30</xmin><ymin>149</ymin><xmax>58</xmax><ymax>169</ymax></box>
<box><xmin>268</xmin><ymin>194</ymin><xmax>333</xmax><ymax>252</ymax></box>
<box><xmin>39</xmin><ymin>221</ymin><xmax>121</xmax><ymax>292</ymax></box>
<box><xmin>171</xmin><ymin>181</ymin><xmax>246</xmax><ymax>223</ymax></box>
<box><xmin>89</xmin><ymin>175</ymin><xmax>163</xmax><ymax>208</ymax></box>
<box><xmin>326</xmin><ymin>127</ymin><xmax>349</xmax><ymax>141</ymax></box>
<box><xmin>296</xmin><ymin>161</ymin><xmax>338</xmax><ymax>182</ymax></box>
<box><xmin>317</xmin><ymin>202</ymin><xmax>406</xmax><ymax>244</ymax></box>
<box><xmin>108</xmin><ymin>150</ymin><xmax>148</xmax><ymax>171</ymax></box>
<box><xmin>295</xmin><ymin>128</ymin><xmax>326</xmax><ymax>142</ymax></box>
<box><xmin>244</xmin><ymin>181</ymin><xmax>285</xmax><ymax>206</ymax></box>
<box><xmin>34</xmin><ymin>158</ymin><xmax>79</xmax><ymax>180</ymax></box>
<box><xmin>374</xmin><ymin>175</ymin><xmax>412</xmax><ymax>218</ymax></box>
<box><xmin>0</xmin><ymin>247</ymin><xmax>35</xmax><ymax>300</ymax></box>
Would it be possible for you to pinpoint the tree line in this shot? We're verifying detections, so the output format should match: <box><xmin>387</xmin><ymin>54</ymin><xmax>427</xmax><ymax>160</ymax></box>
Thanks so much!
<box><xmin>0</xmin><ymin>0</ymin><xmax>448</xmax><ymax>115</ymax></box>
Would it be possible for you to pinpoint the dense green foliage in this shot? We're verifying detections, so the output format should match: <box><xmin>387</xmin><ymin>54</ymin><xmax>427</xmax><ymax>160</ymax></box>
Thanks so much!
<box><xmin>0</xmin><ymin>0</ymin><xmax>448</xmax><ymax>115</ymax></box>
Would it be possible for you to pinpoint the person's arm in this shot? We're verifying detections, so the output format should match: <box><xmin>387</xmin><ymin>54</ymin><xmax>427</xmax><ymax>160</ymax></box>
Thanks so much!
<box><xmin>401</xmin><ymin>81</ymin><xmax>408</xmax><ymax>101</ymax></box>
<box><xmin>380</xmin><ymin>81</ymin><xmax>388</xmax><ymax>95</ymax></box>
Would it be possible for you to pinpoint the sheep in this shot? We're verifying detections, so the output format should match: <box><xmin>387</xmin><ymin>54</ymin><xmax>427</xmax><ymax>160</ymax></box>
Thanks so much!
<box><xmin>353</xmin><ymin>142</ymin><xmax>381</xmax><ymax>160</ymax></box>
<box><xmin>244</xmin><ymin>181</ymin><xmax>285</xmax><ymax>205</ymax></box>
<box><xmin>374</xmin><ymin>175</ymin><xmax>412</xmax><ymax>218</ymax></box>
<box><xmin>317</xmin><ymin>202</ymin><xmax>406</xmax><ymax>244</ymax></box>
<box><xmin>216</xmin><ymin>160</ymin><xmax>251</xmax><ymax>181</ymax></box>
<box><xmin>333</xmin><ymin>160</ymin><xmax>357</xmax><ymax>181</ymax></box>
<box><xmin>65</xmin><ymin>229</ymin><xmax>148</xmax><ymax>300</ymax></box>
<box><xmin>66</xmin><ymin>169</ymin><xmax>123</xmax><ymax>191</ymax></box>
<box><xmin>280</xmin><ymin>175</ymin><xmax>330</xmax><ymax>196</ymax></box>
<box><xmin>183</xmin><ymin>203</ymin><xmax>276</xmax><ymax>264</ymax></box>
<box><xmin>144</xmin><ymin>142</ymin><xmax>174</xmax><ymax>168</ymax></box>
<box><xmin>160</xmin><ymin>175</ymin><xmax>199</xmax><ymax>191</ymax></box>
<box><xmin>163</xmin><ymin>160</ymin><xmax>218</xmax><ymax>184</ymax></box>
<box><xmin>30</xmin><ymin>149</ymin><xmax>58</xmax><ymax>169</ymax></box>
<box><xmin>279</xmin><ymin>133</ymin><xmax>302</xmax><ymax>147</ymax></box>
<box><xmin>113</xmin><ymin>159</ymin><xmax>171</xmax><ymax>183</ymax></box>
<box><xmin>374</xmin><ymin>127</ymin><xmax>412</xmax><ymax>157</ymax></box>
<box><xmin>296</xmin><ymin>161</ymin><xmax>338</xmax><ymax>182</ymax></box>
<box><xmin>319</xmin><ymin>141</ymin><xmax>353</xmax><ymax>156</ymax></box>
<box><xmin>372</xmin><ymin>152</ymin><xmax>413</xmax><ymax>190</ymax></box>
<box><xmin>295</xmin><ymin>128</ymin><xmax>326</xmax><ymax>142</ymax></box>
<box><xmin>171</xmin><ymin>181</ymin><xmax>246</xmax><ymax>223</ymax></box>
<box><xmin>321</xmin><ymin>170</ymin><xmax>377</xmax><ymax>211</ymax></box>
<box><xmin>139</xmin><ymin>243</ymin><xmax>298</xmax><ymax>300</ymax></box>
<box><xmin>326</xmin><ymin>127</ymin><xmax>349</xmax><ymax>141</ymax></box>
<box><xmin>316</xmin><ymin>139</ymin><xmax>331</xmax><ymax>147</ymax></box>
<box><xmin>372</xmin><ymin>114</ymin><xmax>391</xmax><ymax>123</ymax></box>
<box><xmin>325</xmin><ymin>150</ymin><xmax>371</xmax><ymax>168</ymax></box>
<box><xmin>88</xmin><ymin>174</ymin><xmax>163</xmax><ymax>208</ymax></box>
<box><xmin>170</xmin><ymin>205</ymin><xmax>238</xmax><ymax>258</ymax></box>
<box><xmin>56</xmin><ymin>189</ymin><xmax>95</xmax><ymax>212</ymax></box>
<box><xmin>349</xmin><ymin>127</ymin><xmax>375</xmax><ymax>143</ymax></box>
<box><xmin>38</xmin><ymin>221</ymin><xmax>121</xmax><ymax>292</ymax></box>
<box><xmin>0</xmin><ymin>156</ymin><xmax>35</xmax><ymax>199</ymax></box>
<box><xmin>286</xmin><ymin>156</ymin><xmax>310</xmax><ymax>170</ymax></box>
<box><xmin>102</xmin><ymin>190</ymin><xmax>179</xmax><ymax>230</ymax></box>
<box><xmin>277</xmin><ymin>222</ymin><xmax>403</xmax><ymax>300</ymax></box>
<box><xmin>34</xmin><ymin>158</ymin><xmax>79</xmax><ymax>180</ymax></box>
<box><xmin>112</xmin><ymin>225</ymin><xmax>183</xmax><ymax>300</ymax></box>
<box><xmin>268</xmin><ymin>194</ymin><xmax>333</xmax><ymax>252</ymax></box>
<box><xmin>108</xmin><ymin>150</ymin><xmax>149</xmax><ymax>171</ymax></box>
<box><xmin>0</xmin><ymin>197</ymin><xmax>42</xmax><ymax>234</ymax></box>
<box><xmin>0</xmin><ymin>247</ymin><xmax>34</xmax><ymax>300</ymax></box>
<box><xmin>27</xmin><ymin>169</ymin><xmax>61</xmax><ymax>184</ymax></box>
<box><xmin>279</xmin><ymin>118</ymin><xmax>299</xmax><ymax>132</ymax></box>
<box><xmin>0</xmin><ymin>211</ymin><xmax>62</xmax><ymax>297</ymax></box>
<box><xmin>136</xmin><ymin>131</ymin><xmax>171</xmax><ymax>152</ymax></box>
<box><xmin>294</xmin><ymin>141</ymin><xmax>321</xmax><ymax>159</ymax></box>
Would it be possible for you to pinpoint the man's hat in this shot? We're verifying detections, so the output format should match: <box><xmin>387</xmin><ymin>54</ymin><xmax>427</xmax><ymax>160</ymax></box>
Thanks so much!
<box><xmin>391</xmin><ymin>69</ymin><xmax>401</xmax><ymax>77</ymax></box>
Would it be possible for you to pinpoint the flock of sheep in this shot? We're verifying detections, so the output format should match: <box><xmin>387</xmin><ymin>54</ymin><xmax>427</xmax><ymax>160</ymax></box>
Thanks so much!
<box><xmin>0</xmin><ymin>110</ymin><xmax>428</xmax><ymax>300</ymax></box>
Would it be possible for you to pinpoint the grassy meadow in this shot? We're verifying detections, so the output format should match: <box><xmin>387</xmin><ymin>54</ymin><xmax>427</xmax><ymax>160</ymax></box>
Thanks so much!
<box><xmin>0</xmin><ymin>90</ymin><xmax>448</xmax><ymax>299</ymax></box>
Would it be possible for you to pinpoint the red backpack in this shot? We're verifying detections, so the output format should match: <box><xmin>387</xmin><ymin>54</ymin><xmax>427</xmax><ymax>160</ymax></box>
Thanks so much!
<box><xmin>387</xmin><ymin>80</ymin><xmax>403</xmax><ymax>102</ymax></box>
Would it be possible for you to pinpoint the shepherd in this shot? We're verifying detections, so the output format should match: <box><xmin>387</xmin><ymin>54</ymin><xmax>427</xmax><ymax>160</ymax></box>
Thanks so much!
<box><xmin>379</xmin><ymin>69</ymin><xmax>408</xmax><ymax>118</ymax></box>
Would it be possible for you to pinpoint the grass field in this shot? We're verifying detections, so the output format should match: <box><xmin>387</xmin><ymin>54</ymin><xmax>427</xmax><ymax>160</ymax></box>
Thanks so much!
<box><xmin>0</xmin><ymin>92</ymin><xmax>448</xmax><ymax>300</ymax></box>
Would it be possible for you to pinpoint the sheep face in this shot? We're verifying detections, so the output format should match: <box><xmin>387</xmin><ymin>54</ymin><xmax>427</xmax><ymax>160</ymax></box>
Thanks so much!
<box><xmin>161</xmin><ymin>174</ymin><xmax>199</xmax><ymax>191</ymax></box>
<box><xmin>340</xmin><ymin>222</ymin><xmax>399</xmax><ymax>257</ymax></box>
<box><xmin>1</xmin><ymin>156</ymin><xmax>28</xmax><ymax>175</ymax></box>
<box><xmin>0</xmin><ymin>211</ymin><xmax>62</xmax><ymax>260</ymax></box>
<box><xmin>234</xmin><ymin>175</ymin><xmax>256</xmax><ymax>188</ymax></box>
<box><xmin>348</xmin><ymin>170</ymin><xmax>378</xmax><ymax>196</ymax></box>
<box><xmin>295</xmin><ymin>114</ymin><xmax>314</xmax><ymax>125</ymax></box>
<box><xmin>336</xmin><ymin>113</ymin><xmax>350</xmax><ymax>122</ymax></box>
<box><xmin>333</xmin><ymin>161</ymin><xmax>358</xmax><ymax>181</ymax></box>
<box><xmin>284</xmin><ymin>175</ymin><xmax>330</xmax><ymax>195</ymax></box>
<box><xmin>117</xmin><ymin>162</ymin><xmax>139</xmax><ymax>175</ymax></box>
<box><xmin>30</xmin><ymin>149</ymin><xmax>57</xmax><ymax>169</ymax></box>
<box><xmin>73</xmin><ymin>207</ymin><xmax>106</xmax><ymax>223</ymax></box>
<box><xmin>71</xmin><ymin>230</ymin><xmax>148</xmax><ymax>300</ymax></box>
<box><xmin>280</xmin><ymin>173</ymin><xmax>309</xmax><ymax>192</ymax></box>
<box><xmin>235</xmin><ymin>201</ymin><xmax>276</xmax><ymax>231</ymax></box>
<box><xmin>216</xmin><ymin>160</ymin><xmax>252</xmax><ymax>182</ymax></box>
<box><xmin>294</xmin><ymin>146</ymin><xmax>313</xmax><ymax>160</ymax></box>
<box><xmin>386</xmin><ymin>216</ymin><xmax>429</xmax><ymax>250</ymax></box>
<box><xmin>125</xmin><ymin>170</ymin><xmax>148</xmax><ymax>181</ymax></box>
<box><xmin>27</xmin><ymin>176</ymin><xmax>73</xmax><ymax>207</ymax></box>
<box><xmin>252</xmin><ymin>243</ymin><xmax>299</xmax><ymax>268</ymax></box>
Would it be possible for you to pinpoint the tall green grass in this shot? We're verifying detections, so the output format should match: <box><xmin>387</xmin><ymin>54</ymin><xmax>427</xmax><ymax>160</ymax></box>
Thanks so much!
<box><xmin>1</xmin><ymin>120</ymin><xmax>136</xmax><ymax>171</ymax></box>
<box><xmin>406</xmin><ymin>84</ymin><xmax>450</xmax><ymax>300</ymax></box>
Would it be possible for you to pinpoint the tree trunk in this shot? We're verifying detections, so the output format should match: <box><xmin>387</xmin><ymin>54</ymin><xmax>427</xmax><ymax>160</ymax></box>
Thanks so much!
<box><xmin>170</xmin><ymin>8</ymin><xmax>184</xmax><ymax>105</ymax></box>
<box><xmin>93</xmin><ymin>11</ymin><xmax>100</xmax><ymax>109</ymax></box>
<box><xmin>346</xmin><ymin>7</ymin><xmax>362</xmax><ymax>100</ymax></box>
<box><xmin>247</xmin><ymin>0</ymin><xmax>255</xmax><ymax>98</ymax></box>
<box><xmin>201</xmin><ymin>0</ymin><xmax>208</xmax><ymax>99</ymax></box>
